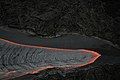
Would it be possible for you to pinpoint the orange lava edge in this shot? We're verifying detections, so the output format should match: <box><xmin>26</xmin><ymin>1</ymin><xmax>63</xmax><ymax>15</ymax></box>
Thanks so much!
<box><xmin>0</xmin><ymin>38</ymin><xmax>101</xmax><ymax>76</ymax></box>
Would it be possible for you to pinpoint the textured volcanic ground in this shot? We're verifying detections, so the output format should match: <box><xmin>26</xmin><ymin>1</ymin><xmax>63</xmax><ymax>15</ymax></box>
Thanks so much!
<box><xmin>0</xmin><ymin>0</ymin><xmax>120</xmax><ymax>46</ymax></box>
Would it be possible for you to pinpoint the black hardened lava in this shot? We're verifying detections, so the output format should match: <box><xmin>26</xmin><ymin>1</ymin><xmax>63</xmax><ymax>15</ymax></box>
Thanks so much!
<box><xmin>0</xmin><ymin>0</ymin><xmax>120</xmax><ymax>46</ymax></box>
<box><xmin>12</xmin><ymin>64</ymin><xmax>120</xmax><ymax>80</ymax></box>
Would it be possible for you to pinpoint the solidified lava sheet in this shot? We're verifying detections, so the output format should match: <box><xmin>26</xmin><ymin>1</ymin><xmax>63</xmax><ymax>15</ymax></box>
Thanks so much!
<box><xmin>0</xmin><ymin>38</ymin><xmax>100</xmax><ymax>80</ymax></box>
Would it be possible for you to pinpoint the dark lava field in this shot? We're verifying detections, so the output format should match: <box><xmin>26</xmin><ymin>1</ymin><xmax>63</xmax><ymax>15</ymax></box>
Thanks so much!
<box><xmin>0</xmin><ymin>0</ymin><xmax>120</xmax><ymax>80</ymax></box>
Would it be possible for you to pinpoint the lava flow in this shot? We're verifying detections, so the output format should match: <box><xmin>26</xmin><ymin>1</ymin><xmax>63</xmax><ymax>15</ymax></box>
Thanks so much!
<box><xmin>0</xmin><ymin>38</ymin><xmax>101</xmax><ymax>80</ymax></box>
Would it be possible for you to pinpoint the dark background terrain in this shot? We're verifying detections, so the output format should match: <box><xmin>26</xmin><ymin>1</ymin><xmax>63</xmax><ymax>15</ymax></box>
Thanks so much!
<box><xmin>0</xmin><ymin>0</ymin><xmax>120</xmax><ymax>80</ymax></box>
<box><xmin>0</xmin><ymin>0</ymin><xmax>120</xmax><ymax>46</ymax></box>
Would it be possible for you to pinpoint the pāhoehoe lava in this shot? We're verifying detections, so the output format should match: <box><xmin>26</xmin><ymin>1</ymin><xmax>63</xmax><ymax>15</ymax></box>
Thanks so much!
<box><xmin>0</xmin><ymin>38</ymin><xmax>100</xmax><ymax>80</ymax></box>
